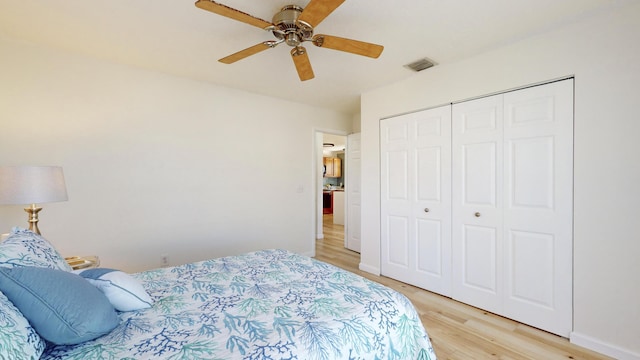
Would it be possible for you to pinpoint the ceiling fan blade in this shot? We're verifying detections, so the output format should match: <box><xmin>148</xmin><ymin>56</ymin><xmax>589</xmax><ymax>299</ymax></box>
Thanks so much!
<box><xmin>312</xmin><ymin>34</ymin><xmax>384</xmax><ymax>58</ymax></box>
<box><xmin>219</xmin><ymin>42</ymin><xmax>276</xmax><ymax>64</ymax></box>
<box><xmin>195</xmin><ymin>0</ymin><xmax>272</xmax><ymax>29</ymax></box>
<box><xmin>290</xmin><ymin>46</ymin><xmax>315</xmax><ymax>81</ymax></box>
<box><xmin>297</xmin><ymin>0</ymin><xmax>345</xmax><ymax>28</ymax></box>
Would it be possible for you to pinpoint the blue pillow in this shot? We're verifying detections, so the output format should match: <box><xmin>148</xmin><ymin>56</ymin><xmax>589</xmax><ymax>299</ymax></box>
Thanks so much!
<box><xmin>74</xmin><ymin>268</ymin><xmax>153</xmax><ymax>311</ymax></box>
<box><xmin>0</xmin><ymin>227</ymin><xmax>72</xmax><ymax>271</ymax></box>
<box><xmin>0</xmin><ymin>267</ymin><xmax>119</xmax><ymax>345</ymax></box>
<box><xmin>0</xmin><ymin>291</ymin><xmax>46</xmax><ymax>359</ymax></box>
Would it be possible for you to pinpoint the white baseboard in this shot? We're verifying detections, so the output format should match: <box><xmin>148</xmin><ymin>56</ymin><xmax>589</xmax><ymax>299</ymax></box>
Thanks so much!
<box><xmin>316</xmin><ymin>233</ymin><xmax>324</xmax><ymax>239</ymax></box>
<box><xmin>358</xmin><ymin>262</ymin><xmax>379</xmax><ymax>275</ymax></box>
<box><xmin>571</xmin><ymin>332</ymin><xmax>640</xmax><ymax>360</ymax></box>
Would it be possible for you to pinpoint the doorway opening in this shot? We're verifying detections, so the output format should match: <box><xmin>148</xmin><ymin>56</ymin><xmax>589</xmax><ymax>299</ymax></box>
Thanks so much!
<box><xmin>314</xmin><ymin>131</ymin><xmax>361</xmax><ymax>257</ymax></box>
<box><xmin>317</xmin><ymin>133</ymin><xmax>346</xmax><ymax>241</ymax></box>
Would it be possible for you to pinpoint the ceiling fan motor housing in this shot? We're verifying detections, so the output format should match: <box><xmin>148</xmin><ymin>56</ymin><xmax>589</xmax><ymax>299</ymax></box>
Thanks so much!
<box><xmin>272</xmin><ymin>5</ymin><xmax>313</xmax><ymax>46</ymax></box>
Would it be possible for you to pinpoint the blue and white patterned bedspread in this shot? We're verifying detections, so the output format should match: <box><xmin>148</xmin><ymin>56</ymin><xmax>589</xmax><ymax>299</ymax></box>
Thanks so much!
<box><xmin>42</xmin><ymin>249</ymin><xmax>437</xmax><ymax>359</ymax></box>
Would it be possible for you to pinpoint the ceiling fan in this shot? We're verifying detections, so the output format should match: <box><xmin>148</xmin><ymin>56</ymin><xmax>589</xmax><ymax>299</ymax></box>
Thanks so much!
<box><xmin>194</xmin><ymin>0</ymin><xmax>384</xmax><ymax>81</ymax></box>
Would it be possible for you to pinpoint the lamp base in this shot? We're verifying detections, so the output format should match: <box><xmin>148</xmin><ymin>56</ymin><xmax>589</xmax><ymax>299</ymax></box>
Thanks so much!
<box><xmin>24</xmin><ymin>204</ymin><xmax>42</xmax><ymax>235</ymax></box>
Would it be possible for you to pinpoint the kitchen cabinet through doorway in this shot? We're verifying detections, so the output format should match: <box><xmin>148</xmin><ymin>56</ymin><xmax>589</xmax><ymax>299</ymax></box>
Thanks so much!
<box><xmin>323</xmin><ymin>157</ymin><xmax>342</xmax><ymax>178</ymax></box>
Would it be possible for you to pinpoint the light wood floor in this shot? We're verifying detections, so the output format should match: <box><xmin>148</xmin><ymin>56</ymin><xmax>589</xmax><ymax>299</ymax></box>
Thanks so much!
<box><xmin>315</xmin><ymin>214</ymin><xmax>611</xmax><ymax>360</ymax></box>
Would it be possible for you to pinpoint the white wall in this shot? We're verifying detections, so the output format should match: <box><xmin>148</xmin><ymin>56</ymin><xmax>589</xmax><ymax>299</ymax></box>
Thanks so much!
<box><xmin>351</xmin><ymin>112</ymin><xmax>361</xmax><ymax>133</ymax></box>
<box><xmin>0</xmin><ymin>37</ymin><xmax>351</xmax><ymax>272</ymax></box>
<box><xmin>360</xmin><ymin>2</ymin><xmax>640</xmax><ymax>359</ymax></box>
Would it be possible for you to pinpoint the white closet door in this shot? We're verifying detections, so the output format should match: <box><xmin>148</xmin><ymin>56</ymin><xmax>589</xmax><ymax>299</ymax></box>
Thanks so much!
<box><xmin>452</xmin><ymin>94</ymin><xmax>504</xmax><ymax>314</ymax></box>
<box><xmin>452</xmin><ymin>79</ymin><xmax>573</xmax><ymax>337</ymax></box>
<box><xmin>502</xmin><ymin>80</ymin><xmax>574</xmax><ymax>336</ymax></box>
<box><xmin>381</xmin><ymin>105</ymin><xmax>452</xmax><ymax>296</ymax></box>
<box><xmin>346</xmin><ymin>133</ymin><xmax>361</xmax><ymax>252</ymax></box>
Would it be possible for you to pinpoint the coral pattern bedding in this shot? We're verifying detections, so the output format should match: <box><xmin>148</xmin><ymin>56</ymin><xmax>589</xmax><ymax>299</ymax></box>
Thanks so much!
<box><xmin>41</xmin><ymin>249</ymin><xmax>436</xmax><ymax>360</ymax></box>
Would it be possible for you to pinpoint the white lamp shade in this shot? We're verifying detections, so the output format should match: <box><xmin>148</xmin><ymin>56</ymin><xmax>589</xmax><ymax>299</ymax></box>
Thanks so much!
<box><xmin>0</xmin><ymin>166</ymin><xmax>68</xmax><ymax>205</ymax></box>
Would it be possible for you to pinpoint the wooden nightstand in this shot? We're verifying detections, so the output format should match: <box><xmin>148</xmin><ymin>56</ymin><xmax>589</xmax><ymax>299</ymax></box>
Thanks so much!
<box><xmin>65</xmin><ymin>256</ymin><xmax>100</xmax><ymax>270</ymax></box>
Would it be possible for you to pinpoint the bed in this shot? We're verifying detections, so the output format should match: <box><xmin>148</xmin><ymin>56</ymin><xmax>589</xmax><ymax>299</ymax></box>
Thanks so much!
<box><xmin>0</xmin><ymin>229</ymin><xmax>437</xmax><ymax>359</ymax></box>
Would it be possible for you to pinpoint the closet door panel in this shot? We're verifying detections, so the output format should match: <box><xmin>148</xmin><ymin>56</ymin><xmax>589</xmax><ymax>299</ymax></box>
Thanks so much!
<box><xmin>415</xmin><ymin>145</ymin><xmax>447</xmax><ymax>281</ymax></box>
<box><xmin>452</xmin><ymin>94</ymin><xmax>504</xmax><ymax>313</ymax></box>
<box><xmin>387</xmin><ymin>150</ymin><xmax>409</xmax><ymax>200</ymax></box>
<box><xmin>413</xmin><ymin>108</ymin><xmax>452</xmax><ymax>295</ymax></box>
<box><xmin>462</xmin><ymin>142</ymin><xmax>497</xmax><ymax>206</ymax></box>
<box><xmin>381</xmin><ymin>115</ymin><xmax>414</xmax><ymax>280</ymax></box>
<box><xmin>386</xmin><ymin>215</ymin><xmax>410</xmax><ymax>267</ymax></box>
<box><xmin>462</xmin><ymin>225</ymin><xmax>498</xmax><ymax>293</ymax></box>
<box><xmin>502</xmin><ymin>79</ymin><xmax>574</xmax><ymax>337</ymax></box>
<box><xmin>381</xmin><ymin>122</ymin><xmax>411</xmax><ymax>270</ymax></box>
<box><xmin>417</xmin><ymin>147</ymin><xmax>442</xmax><ymax>202</ymax></box>
<box><xmin>509</xmin><ymin>137</ymin><xmax>554</xmax><ymax>209</ymax></box>
<box><xmin>381</xmin><ymin>105</ymin><xmax>452</xmax><ymax>296</ymax></box>
<box><xmin>417</xmin><ymin>218</ymin><xmax>443</xmax><ymax>276</ymax></box>
<box><xmin>508</xmin><ymin>230</ymin><xmax>555</xmax><ymax>306</ymax></box>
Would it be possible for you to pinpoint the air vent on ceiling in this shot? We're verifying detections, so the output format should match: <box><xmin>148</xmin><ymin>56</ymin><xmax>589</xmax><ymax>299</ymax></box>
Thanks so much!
<box><xmin>404</xmin><ymin>58</ymin><xmax>436</xmax><ymax>72</ymax></box>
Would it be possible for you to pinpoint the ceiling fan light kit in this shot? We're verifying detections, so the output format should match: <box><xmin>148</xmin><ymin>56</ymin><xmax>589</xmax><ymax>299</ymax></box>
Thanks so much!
<box><xmin>194</xmin><ymin>0</ymin><xmax>384</xmax><ymax>81</ymax></box>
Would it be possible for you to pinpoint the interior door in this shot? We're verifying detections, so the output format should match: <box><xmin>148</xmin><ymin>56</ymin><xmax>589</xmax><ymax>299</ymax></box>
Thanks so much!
<box><xmin>452</xmin><ymin>94</ymin><xmax>504</xmax><ymax>314</ymax></box>
<box><xmin>381</xmin><ymin>105</ymin><xmax>452</xmax><ymax>295</ymax></box>
<box><xmin>346</xmin><ymin>133</ymin><xmax>361</xmax><ymax>252</ymax></box>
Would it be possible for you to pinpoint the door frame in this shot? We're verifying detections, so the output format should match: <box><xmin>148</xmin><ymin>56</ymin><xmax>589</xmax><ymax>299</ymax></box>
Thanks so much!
<box><xmin>345</xmin><ymin>133</ymin><xmax>361</xmax><ymax>252</ymax></box>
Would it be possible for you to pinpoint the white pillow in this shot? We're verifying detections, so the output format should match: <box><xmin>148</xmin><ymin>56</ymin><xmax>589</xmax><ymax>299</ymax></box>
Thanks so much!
<box><xmin>73</xmin><ymin>268</ymin><xmax>153</xmax><ymax>312</ymax></box>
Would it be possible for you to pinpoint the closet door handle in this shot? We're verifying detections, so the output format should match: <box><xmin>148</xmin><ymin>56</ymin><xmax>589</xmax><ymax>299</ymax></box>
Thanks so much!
<box><xmin>424</xmin><ymin>208</ymin><xmax>430</xmax><ymax>213</ymax></box>
<box><xmin>474</xmin><ymin>212</ymin><xmax>481</xmax><ymax>217</ymax></box>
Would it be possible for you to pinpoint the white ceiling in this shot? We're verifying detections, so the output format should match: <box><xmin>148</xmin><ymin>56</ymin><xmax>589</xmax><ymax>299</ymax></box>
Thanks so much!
<box><xmin>0</xmin><ymin>0</ymin><xmax>625</xmax><ymax>115</ymax></box>
<box><xmin>323</xmin><ymin>133</ymin><xmax>346</xmax><ymax>154</ymax></box>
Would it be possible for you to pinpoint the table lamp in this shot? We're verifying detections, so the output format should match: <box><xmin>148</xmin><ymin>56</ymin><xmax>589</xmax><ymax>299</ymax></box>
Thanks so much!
<box><xmin>0</xmin><ymin>166</ymin><xmax>68</xmax><ymax>235</ymax></box>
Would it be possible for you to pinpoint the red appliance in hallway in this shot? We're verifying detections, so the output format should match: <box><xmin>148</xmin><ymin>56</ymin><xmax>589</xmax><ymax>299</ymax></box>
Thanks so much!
<box><xmin>322</xmin><ymin>191</ymin><xmax>332</xmax><ymax>214</ymax></box>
